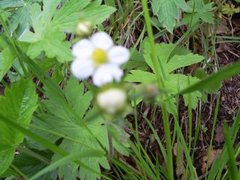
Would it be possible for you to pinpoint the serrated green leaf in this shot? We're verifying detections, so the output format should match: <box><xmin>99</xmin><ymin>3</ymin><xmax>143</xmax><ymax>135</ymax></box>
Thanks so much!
<box><xmin>0</xmin><ymin>47</ymin><xmax>16</xmax><ymax>82</ymax></box>
<box><xmin>183</xmin><ymin>1</ymin><xmax>214</xmax><ymax>26</ymax></box>
<box><xmin>51</xmin><ymin>117</ymin><xmax>109</xmax><ymax>180</ymax></box>
<box><xmin>18</xmin><ymin>0</ymin><xmax>115</xmax><ymax>62</ymax></box>
<box><xmin>157</xmin><ymin>0</ymin><xmax>178</xmax><ymax>32</ymax></box>
<box><xmin>42</xmin><ymin>79</ymin><xmax>106</xmax><ymax>180</ymax></box>
<box><xmin>37</xmin><ymin>78</ymin><xmax>128</xmax><ymax>179</ymax></box>
<box><xmin>26</xmin><ymin>29</ymin><xmax>72</xmax><ymax>62</ymax></box>
<box><xmin>126</xmin><ymin>41</ymin><xmax>204</xmax><ymax>110</ymax></box>
<box><xmin>0</xmin><ymin>79</ymin><xmax>38</xmax><ymax>175</ymax></box>
<box><xmin>152</xmin><ymin>0</ymin><xmax>191</xmax><ymax>32</ymax></box>
<box><xmin>124</xmin><ymin>70</ymin><xmax>156</xmax><ymax>83</ymax></box>
<box><xmin>166</xmin><ymin>53</ymin><xmax>204</xmax><ymax>73</ymax></box>
<box><xmin>52</xmin><ymin>0</ymin><xmax>90</xmax><ymax>32</ymax></box>
<box><xmin>79</xmin><ymin>2</ymin><xmax>116</xmax><ymax>25</ymax></box>
<box><xmin>174</xmin><ymin>0</ymin><xmax>191</xmax><ymax>12</ymax></box>
<box><xmin>64</xmin><ymin>77</ymin><xmax>92</xmax><ymax>120</ymax></box>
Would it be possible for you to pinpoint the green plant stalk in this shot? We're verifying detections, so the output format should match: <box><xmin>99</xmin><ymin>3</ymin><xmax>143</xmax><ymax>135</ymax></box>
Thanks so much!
<box><xmin>140</xmin><ymin>0</ymin><xmax>165</xmax><ymax>89</ymax></box>
<box><xmin>141</xmin><ymin>0</ymin><xmax>173</xmax><ymax>178</ymax></box>
<box><xmin>192</xmin><ymin>103</ymin><xmax>202</xmax><ymax>158</ymax></box>
<box><xmin>185</xmin><ymin>92</ymin><xmax>193</xmax><ymax>176</ymax></box>
<box><xmin>107</xmin><ymin>124</ymin><xmax>114</xmax><ymax>162</ymax></box>
<box><xmin>187</xmin><ymin>82</ymin><xmax>193</xmax><ymax>150</ymax></box>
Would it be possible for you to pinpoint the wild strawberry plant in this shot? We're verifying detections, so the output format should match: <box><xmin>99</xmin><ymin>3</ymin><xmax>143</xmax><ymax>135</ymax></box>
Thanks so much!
<box><xmin>0</xmin><ymin>0</ymin><xmax>240</xmax><ymax>180</ymax></box>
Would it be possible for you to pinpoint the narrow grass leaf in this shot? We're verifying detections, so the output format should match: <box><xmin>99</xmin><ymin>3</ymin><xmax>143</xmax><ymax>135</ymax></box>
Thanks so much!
<box><xmin>223</xmin><ymin>122</ymin><xmax>238</xmax><ymax>179</ymax></box>
<box><xmin>208</xmin><ymin>112</ymin><xmax>240</xmax><ymax>179</ymax></box>
<box><xmin>178</xmin><ymin>61</ymin><xmax>240</xmax><ymax>95</ymax></box>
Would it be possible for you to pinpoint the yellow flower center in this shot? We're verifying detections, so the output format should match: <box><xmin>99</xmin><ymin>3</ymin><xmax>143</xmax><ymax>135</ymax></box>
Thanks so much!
<box><xmin>91</xmin><ymin>48</ymin><xmax>108</xmax><ymax>66</ymax></box>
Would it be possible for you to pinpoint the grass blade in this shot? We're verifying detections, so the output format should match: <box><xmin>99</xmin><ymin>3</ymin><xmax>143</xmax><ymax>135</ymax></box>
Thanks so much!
<box><xmin>223</xmin><ymin>122</ymin><xmax>238</xmax><ymax>179</ymax></box>
<box><xmin>178</xmin><ymin>61</ymin><xmax>240</xmax><ymax>95</ymax></box>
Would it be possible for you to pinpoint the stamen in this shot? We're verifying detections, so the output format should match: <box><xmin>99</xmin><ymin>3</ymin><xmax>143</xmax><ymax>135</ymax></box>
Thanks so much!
<box><xmin>92</xmin><ymin>48</ymin><xmax>108</xmax><ymax>66</ymax></box>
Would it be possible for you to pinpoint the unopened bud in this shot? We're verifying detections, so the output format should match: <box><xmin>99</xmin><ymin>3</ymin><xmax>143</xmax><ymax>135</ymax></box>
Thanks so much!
<box><xmin>96</xmin><ymin>88</ymin><xmax>127</xmax><ymax>115</ymax></box>
<box><xmin>76</xmin><ymin>21</ymin><xmax>93</xmax><ymax>37</ymax></box>
<box><xmin>137</xmin><ymin>84</ymin><xmax>159</xmax><ymax>101</ymax></box>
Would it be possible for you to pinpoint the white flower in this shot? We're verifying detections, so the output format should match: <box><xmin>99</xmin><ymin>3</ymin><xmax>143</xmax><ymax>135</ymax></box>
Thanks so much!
<box><xmin>96</xmin><ymin>88</ymin><xmax>127</xmax><ymax>115</ymax></box>
<box><xmin>71</xmin><ymin>32</ymin><xmax>130</xmax><ymax>86</ymax></box>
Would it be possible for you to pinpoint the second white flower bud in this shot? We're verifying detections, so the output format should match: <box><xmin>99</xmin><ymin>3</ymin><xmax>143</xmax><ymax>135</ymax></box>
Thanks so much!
<box><xmin>96</xmin><ymin>88</ymin><xmax>127</xmax><ymax>115</ymax></box>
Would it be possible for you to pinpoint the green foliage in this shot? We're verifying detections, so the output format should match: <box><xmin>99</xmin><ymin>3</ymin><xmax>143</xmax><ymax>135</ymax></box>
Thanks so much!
<box><xmin>183</xmin><ymin>1</ymin><xmax>215</xmax><ymax>26</ymax></box>
<box><xmin>11</xmin><ymin>0</ymin><xmax>115</xmax><ymax>62</ymax></box>
<box><xmin>0</xmin><ymin>37</ymin><xmax>16</xmax><ymax>81</ymax></box>
<box><xmin>152</xmin><ymin>0</ymin><xmax>191</xmax><ymax>32</ymax></box>
<box><xmin>125</xmin><ymin>41</ymin><xmax>204</xmax><ymax>110</ymax></box>
<box><xmin>0</xmin><ymin>0</ymin><xmax>239</xmax><ymax>179</ymax></box>
<box><xmin>30</xmin><ymin>77</ymin><xmax>128</xmax><ymax>179</ymax></box>
<box><xmin>178</xmin><ymin>61</ymin><xmax>240</xmax><ymax>95</ymax></box>
<box><xmin>0</xmin><ymin>79</ymin><xmax>38</xmax><ymax>175</ymax></box>
<box><xmin>152</xmin><ymin>0</ymin><xmax>214</xmax><ymax>32</ymax></box>
<box><xmin>221</xmin><ymin>3</ymin><xmax>240</xmax><ymax>17</ymax></box>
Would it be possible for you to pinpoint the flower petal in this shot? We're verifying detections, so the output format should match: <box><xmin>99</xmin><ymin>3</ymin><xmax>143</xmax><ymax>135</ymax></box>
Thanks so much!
<box><xmin>93</xmin><ymin>64</ymin><xmax>123</xmax><ymax>86</ymax></box>
<box><xmin>71</xmin><ymin>59</ymin><xmax>94</xmax><ymax>80</ymax></box>
<box><xmin>72</xmin><ymin>39</ymin><xmax>94</xmax><ymax>59</ymax></box>
<box><xmin>91</xmin><ymin>32</ymin><xmax>113</xmax><ymax>50</ymax></box>
<box><xmin>108</xmin><ymin>46</ymin><xmax>130</xmax><ymax>65</ymax></box>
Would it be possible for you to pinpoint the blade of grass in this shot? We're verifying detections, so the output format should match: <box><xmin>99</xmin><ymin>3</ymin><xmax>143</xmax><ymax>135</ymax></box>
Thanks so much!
<box><xmin>142</xmin><ymin>114</ymin><xmax>168</xmax><ymax>164</ymax></box>
<box><xmin>222</xmin><ymin>122</ymin><xmax>238</xmax><ymax>180</ymax></box>
<box><xmin>129</xmin><ymin>141</ymin><xmax>158</xmax><ymax>179</ymax></box>
<box><xmin>174</xmin><ymin>117</ymin><xmax>198</xmax><ymax>178</ymax></box>
<box><xmin>177</xmin><ymin>61</ymin><xmax>240</xmax><ymax>95</ymax></box>
<box><xmin>207</xmin><ymin>112</ymin><xmax>240</xmax><ymax>179</ymax></box>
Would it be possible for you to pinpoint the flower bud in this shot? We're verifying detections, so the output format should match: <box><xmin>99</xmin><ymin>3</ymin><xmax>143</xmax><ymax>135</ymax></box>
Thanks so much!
<box><xmin>96</xmin><ymin>88</ymin><xmax>127</xmax><ymax>115</ymax></box>
<box><xmin>76</xmin><ymin>21</ymin><xmax>93</xmax><ymax>37</ymax></box>
<box><xmin>135</xmin><ymin>84</ymin><xmax>159</xmax><ymax>101</ymax></box>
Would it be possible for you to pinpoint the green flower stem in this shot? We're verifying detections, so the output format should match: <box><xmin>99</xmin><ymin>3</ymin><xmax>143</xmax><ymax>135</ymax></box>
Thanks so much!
<box><xmin>140</xmin><ymin>0</ymin><xmax>173</xmax><ymax>179</ymax></box>
<box><xmin>105</xmin><ymin>120</ymin><xmax>114</xmax><ymax>161</ymax></box>
<box><xmin>107</xmin><ymin>127</ymin><xmax>114</xmax><ymax>160</ymax></box>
